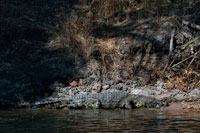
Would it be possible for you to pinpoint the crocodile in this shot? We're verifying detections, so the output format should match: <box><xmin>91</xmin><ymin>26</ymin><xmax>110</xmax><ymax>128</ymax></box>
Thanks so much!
<box><xmin>32</xmin><ymin>92</ymin><xmax>168</xmax><ymax>109</ymax></box>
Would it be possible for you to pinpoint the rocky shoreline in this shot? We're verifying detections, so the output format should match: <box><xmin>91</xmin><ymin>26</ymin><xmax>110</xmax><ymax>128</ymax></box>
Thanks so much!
<box><xmin>1</xmin><ymin>78</ymin><xmax>200</xmax><ymax>111</ymax></box>
<box><xmin>41</xmin><ymin>80</ymin><xmax>200</xmax><ymax>110</ymax></box>
<box><xmin>0</xmin><ymin>0</ymin><xmax>199</xmax><ymax>111</ymax></box>
<box><xmin>2</xmin><ymin>78</ymin><xmax>199</xmax><ymax>110</ymax></box>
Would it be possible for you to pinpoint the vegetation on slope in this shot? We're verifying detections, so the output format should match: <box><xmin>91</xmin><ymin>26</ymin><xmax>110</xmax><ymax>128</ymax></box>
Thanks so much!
<box><xmin>0</xmin><ymin>0</ymin><xmax>199</xmax><ymax>106</ymax></box>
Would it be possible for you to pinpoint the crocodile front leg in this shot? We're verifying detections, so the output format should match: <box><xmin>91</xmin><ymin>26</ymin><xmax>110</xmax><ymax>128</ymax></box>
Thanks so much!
<box><xmin>118</xmin><ymin>99</ymin><xmax>133</xmax><ymax>109</ymax></box>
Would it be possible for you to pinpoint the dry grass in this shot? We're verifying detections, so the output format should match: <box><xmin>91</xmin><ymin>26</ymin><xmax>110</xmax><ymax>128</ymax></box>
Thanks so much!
<box><xmin>1</xmin><ymin>0</ymin><xmax>199</xmax><ymax>89</ymax></box>
<box><xmin>61</xmin><ymin>0</ymin><xmax>200</xmax><ymax>88</ymax></box>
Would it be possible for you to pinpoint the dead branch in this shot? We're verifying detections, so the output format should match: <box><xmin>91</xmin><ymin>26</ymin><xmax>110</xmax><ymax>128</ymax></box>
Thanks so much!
<box><xmin>182</xmin><ymin>20</ymin><xmax>200</xmax><ymax>30</ymax></box>
<box><xmin>180</xmin><ymin>37</ymin><xmax>200</xmax><ymax>50</ymax></box>
<box><xmin>169</xmin><ymin>28</ymin><xmax>175</xmax><ymax>56</ymax></box>
<box><xmin>172</xmin><ymin>54</ymin><xmax>194</xmax><ymax>68</ymax></box>
<box><xmin>187</xmin><ymin>49</ymin><xmax>200</xmax><ymax>70</ymax></box>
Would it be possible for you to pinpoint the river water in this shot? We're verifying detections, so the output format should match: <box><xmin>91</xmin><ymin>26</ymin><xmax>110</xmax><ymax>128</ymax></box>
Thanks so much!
<box><xmin>0</xmin><ymin>109</ymin><xmax>200</xmax><ymax>132</ymax></box>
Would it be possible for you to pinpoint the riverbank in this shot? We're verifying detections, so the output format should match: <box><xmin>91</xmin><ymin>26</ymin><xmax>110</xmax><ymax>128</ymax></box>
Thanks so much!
<box><xmin>0</xmin><ymin>0</ymin><xmax>199</xmax><ymax>110</ymax></box>
<box><xmin>18</xmin><ymin>81</ymin><xmax>200</xmax><ymax>110</ymax></box>
<box><xmin>0</xmin><ymin>78</ymin><xmax>200</xmax><ymax>110</ymax></box>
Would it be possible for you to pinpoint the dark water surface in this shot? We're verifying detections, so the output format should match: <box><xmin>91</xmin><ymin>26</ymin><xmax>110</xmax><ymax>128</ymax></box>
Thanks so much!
<box><xmin>0</xmin><ymin>109</ymin><xmax>200</xmax><ymax>132</ymax></box>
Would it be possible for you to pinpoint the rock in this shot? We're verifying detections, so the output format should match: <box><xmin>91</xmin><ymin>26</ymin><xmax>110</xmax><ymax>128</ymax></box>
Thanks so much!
<box><xmin>189</xmin><ymin>88</ymin><xmax>200</xmax><ymax>96</ymax></box>
<box><xmin>102</xmin><ymin>80</ymin><xmax>114</xmax><ymax>85</ymax></box>
<box><xmin>89</xmin><ymin>74</ymin><xmax>100</xmax><ymax>81</ymax></box>
<box><xmin>102</xmin><ymin>85</ymin><xmax>110</xmax><ymax>90</ymax></box>
<box><xmin>125</xmin><ymin>80</ymin><xmax>133</xmax><ymax>86</ymax></box>
<box><xmin>76</xmin><ymin>86</ymin><xmax>83</xmax><ymax>93</ymax></box>
<box><xmin>115</xmin><ymin>83</ymin><xmax>124</xmax><ymax>90</ymax></box>
<box><xmin>156</xmin><ymin>81</ymin><xmax>166</xmax><ymax>89</ymax></box>
<box><xmin>92</xmin><ymin>83</ymin><xmax>102</xmax><ymax>92</ymax></box>
<box><xmin>79</xmin><ymin>79</ymin><xmax>87</xmax><ymax>86</ymax></box>
<box><xmin>165</xmin><ymin>82</ymin><xmax>174</xmax><ymax>89</ymax></box>
<box><xmin>111</xmin><ymin>70</ymin><xmax>123</xmax><ymax>83</ymax></box>
<box><xmin>86</xmin><ymin>87</ymin><xmax>91</xmax><ymax>92</ymax></box>
<box><xmin>107</xmin><ymin>89</ymin><xmax>120</xmax><ymax>92</ymax></box>
<box><xmin>86</xmin><ymin>85</ymin><xmax>93</xmax><ymax>92</ymax></box>
<box><xmin>59</xmin><ymin>87</ymin><xmax>68</xmax><ymax>93</ymax></box>
<box><xmin>174</xmin><ymin>93</ymin><xmax>186</xmax><ymax>101</ymax></box>
<box><xmin>122</xmin><ymin>87</ymin><xmax>128</xmax><ymax>91</ymax></box>
<box><xmin>68</xmin><ymin>90</ymin><xmax>74</xmax><ymax>96</ymax></box>
<box><xmin>79</xmin><ymin>86</ymin><xmax>86</xmax><ymax>91</ymax></box>
<box><xmin>130</xmin><ymin>88</ymin><xmax>150</xmax><ymax>97</ymax></box>
<box><xmin>69</xmin><ymin>81</ymin><xmax>78</xmax><ymax>87</ymax></box>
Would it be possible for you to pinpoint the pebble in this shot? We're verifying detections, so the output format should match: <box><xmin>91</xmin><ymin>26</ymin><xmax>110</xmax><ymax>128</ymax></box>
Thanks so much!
<box><xmin>92</xmin><ymin>83</ymin><xmax>102</xmax><ymax>92</ymax></box>
<box><xmin>189</xmin><ymin>88</ymin><xmax>200</xmax><ymax>96</ymax></box>
<box><xmin>115</xmin><ymin>83</ymin><xmax>124</xmax><ymax>90</ymax></box>
<box><xmin>102</xmin><ymin>85</ymin><xmax>110</xmax><ymax>90</ymax></box>
<box><xmin>103</xmin><ymin>80</ymin><xmax>114</xmax><ymax>85</ymax></box>
<box><xmin>165</xmin><ymin>82</ymin><xmax>174</xmax><ymax>89</ymax></box>
<box><xmin>79</xmin><ymin>79</ymin><xmax>87</xmax><ymax>86</ymax></box>
<box><xmin>69</xmin><ymin>81</ymin><xmax>78</xmax><ymax>87</ymax></box>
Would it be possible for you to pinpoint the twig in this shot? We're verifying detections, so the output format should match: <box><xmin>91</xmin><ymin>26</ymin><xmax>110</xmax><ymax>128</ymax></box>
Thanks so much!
<box><xmin>181</xmin><ymin>37</ymin><xmax>200</xmax><ymax>50</ymax></box>
<box><xmin>162</xmin><ymin>50</ymin><xmax>180</xmax><ymax>75</ymax></box>
<box><xmin>172</xmin><ymin>54</ymin><xmax>194</xmax><ymax>68</ymax></box>
<box><xmin>162</xmin><ymin>28</ymin><xmax>175</xmax><ymax>75</ymax></box>
<box><xmin>169</xmin><ymin>28</ymin><xmax>175</xmax><ymax>56</ymax></box>
<box><xmin>182</xmin><ymin>20</ymin><xmax>200</xmax><ymax>30</ymax></box>
<box><xmin>187</xmin><ymin>50</ymin><xmax>200</xmax><ymax>70</ymax></box>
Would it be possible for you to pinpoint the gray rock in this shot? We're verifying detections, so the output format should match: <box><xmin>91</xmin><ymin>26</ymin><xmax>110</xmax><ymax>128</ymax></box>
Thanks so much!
<box><xmin>79</xmin><ymin>79</ymin><xmax>87</xmax><ymax>86</ymax></box>
<box><xmin>80</xmin><ymin>86</ymin><xmax>86</xmax><ymax>91</ymax></box>
<box><xmin>115</xmin><ymin>83</ymin><xmax>124</xmax><ymax>90</ymax></box>
<box><xmin>111</xmin><ymin>70</ymin><xmax>123</xmax><ymax>83</ymax></box>
<box><xmin>68</xmin><ymin>90</ymin><xmax>74</xmax><ymax>96</ymax></box>
<box><xmin>130</xmin><ymin>88</ymin><xmax>150</xmax><ymax>97</ymax></box>
<box><xmin>155</xmin><ymin>81</ymin><xmax>166</xmax><ymax>90</ymax></box>
<box><xmin>189</xmin><ymin>88</ymin><xmax>200</xmax><ymax>96</ymax></box>
<box><xmin>89</xmin><ymin>74</ymin><xmax>99</xmax><ymax>80</ymax></box>
<box><xmin>125</xmin><ymin>80</ymin><xmax>133</xmax><ymax>86</ymax></box>
<box><xmin>102</xmin><ymin>80</ymin><xmax>114</xmax><ymax>85</ymax></box>
<box><xmin>102</xmin><ymin>85</ymin><xmax>110</xmax><ymax>90</ymax></box>
<box><xmin>92</xmin><ymin>83</ymin><xmax>102</xmax><ymax>92</ymax></box>
<box><xmin>174</xmin><ymin>93</ymin><xmax>186</xmax><ymax>101</ymax></box>
<box><xmin>122</xmin><ymin>87</ymin><xmax>128</xmax><ymax>91</ymax></box>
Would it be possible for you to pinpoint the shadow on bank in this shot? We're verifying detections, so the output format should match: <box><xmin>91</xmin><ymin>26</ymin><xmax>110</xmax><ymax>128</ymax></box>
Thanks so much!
<box><xmin>0</xmin><ymin>0</ymin><xmax>83</xmax><ymax>108</ymax></box>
